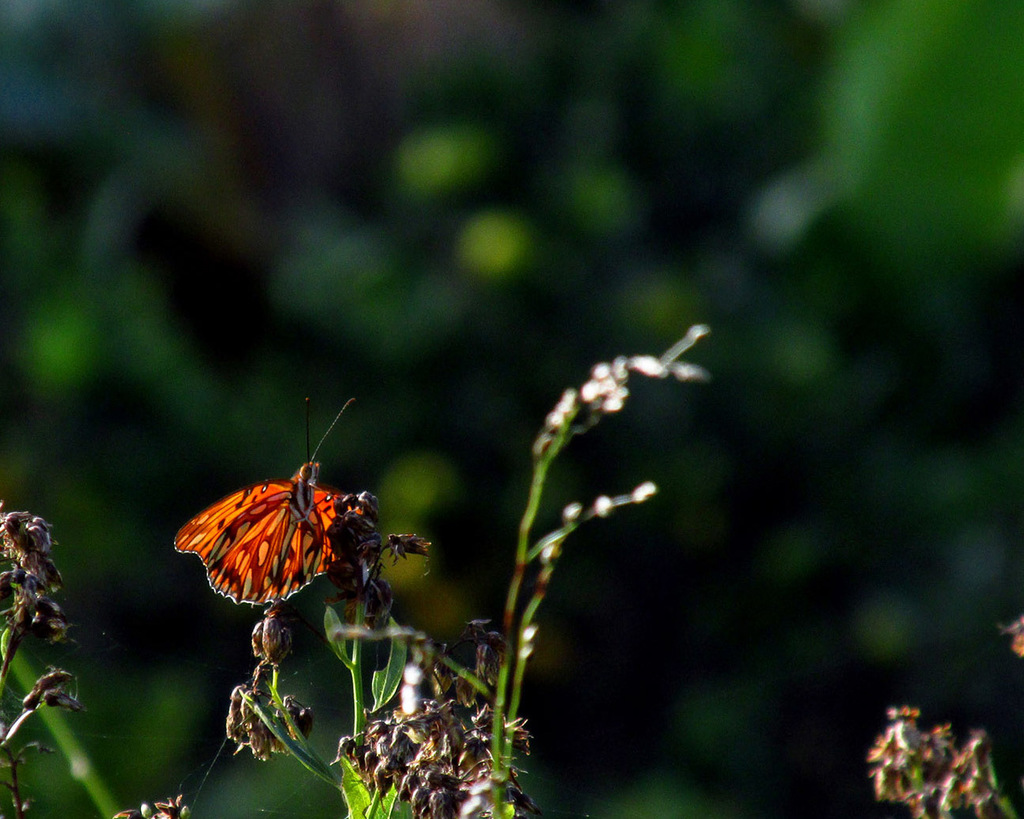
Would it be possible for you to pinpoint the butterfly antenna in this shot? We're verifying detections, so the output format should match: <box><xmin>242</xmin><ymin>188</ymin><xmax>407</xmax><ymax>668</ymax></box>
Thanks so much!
<box><xmin>305</xmin><ymin>397</ymin><xmax>312</xmax><ymax>462</ymax></box>
<box><xmin>311</xmin><ymin>398</ymin><xmax>355</xmax><ymax>461</ymax></box>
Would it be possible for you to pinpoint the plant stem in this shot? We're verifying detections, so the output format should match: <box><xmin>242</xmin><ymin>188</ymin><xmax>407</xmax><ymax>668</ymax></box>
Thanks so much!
<box><xmin>493</xmin><ymin>413</ymin><xmax>575</xmax><ymax>784</ymax></box>
<box><xmin>9</xmin><ymin>653</ymin><xmax>119</xmax><ymax>818</ymax></box>
<box><xmin>350</xmin><ymin>600</ymin><xmax>367</xmax><ymax>737</ymax></box>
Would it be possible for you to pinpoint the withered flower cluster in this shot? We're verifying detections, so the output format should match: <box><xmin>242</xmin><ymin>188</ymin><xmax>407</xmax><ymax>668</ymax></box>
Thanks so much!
<box><xmin>22</xmin><ymin>668</ymin><xmax>82</xmax><ymax>714</ymax></box>
<box><xmin>0</xmin><ymin>509</ymin><xmax>78</xmax><ymax>715</ymax></box>
<box><xmin>339</xmin><ymin>699</ymin><xmax>538</xmax><ymax>819</ymax></box>
<box><xmin>867</xmin><ymin>706</ymin><xmax>1012</xmax><ymax>819</ymax></box>
<box><xmin>0</xmin><ymin>507</ymin><xmax>83</xmax><ymax>817</ymax></box>
<box><xmin>0</xmin><ymin>508</ymin><xmax>68</xmax><ymax>668</ymax></box>
<box><xmin>226</xmin><ymin>678</ymin><xmax>313</xmax><ymax>761</ymax></box>
<box><xmin>113</xmin><ymin>794</ymin><xmax>190</xmax><ymax>819</ymax></box>
<box><xmin>430</xmin><ymin>620</ymin><xmax>507</xmax><ymax>708</ymax></box>
<box><xmin>325</xmin><ymin>492</ymin><xmax>428</xmax><ymax>626</ymax></box>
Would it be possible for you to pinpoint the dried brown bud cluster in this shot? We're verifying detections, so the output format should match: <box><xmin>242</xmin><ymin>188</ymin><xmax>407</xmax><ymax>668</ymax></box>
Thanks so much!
<box><xmin>325</xmin><ymin>492</ymin><xmax>429</xmax><ymax>627</ymax></box>
<box><xmin>867</xmin><ymin>706</ymin><xmax>1012</xmax><ymax>818</ymax></box>
<box><xmin>113</xmin><ymin>795</ymin><xmax>190</xmax><ymax>819</ymax></box>
<box><xmin>22</xmin><ymin>668</ymin><xmax>82</xmax><ymax>713</ymax></box>
<box><xmin>429</xmin><ymin>621</ymin><xmax>508</xmax><ymax>708</ymax></box>
<box><xmin>226</xmin><ymin>682</ymin><xmax>313</xmax><ymax>761</ymax></box>
<box><xmin>0</xmin><ymin>509</ymin><xmax>68</xmax><ymax>654</ymax></box>
<box><xmin>338</xmin><ymin>699</ymin><xmax>538</xmax><ymax>819</ymax></box>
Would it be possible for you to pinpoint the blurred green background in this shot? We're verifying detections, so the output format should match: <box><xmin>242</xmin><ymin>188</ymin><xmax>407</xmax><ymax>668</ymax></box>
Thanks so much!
<box><xmin>5</xmin><ymin>1</ymin><xmax>1024</xmax><ymax>817</ymax></box>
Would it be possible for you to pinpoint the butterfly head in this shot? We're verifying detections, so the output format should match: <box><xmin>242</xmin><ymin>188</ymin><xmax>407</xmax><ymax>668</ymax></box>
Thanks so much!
<box><xmin>297</xmin><ymin>461</ymin><xmax>321</xmax><ymax>486</ymax></box>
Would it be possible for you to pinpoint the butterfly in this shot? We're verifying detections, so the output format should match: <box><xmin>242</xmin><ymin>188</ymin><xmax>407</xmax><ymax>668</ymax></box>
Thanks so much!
<box><xmin>175</xmin><ymin>461</ymin><xmax>343</xmax><ymax>604</ymax></box>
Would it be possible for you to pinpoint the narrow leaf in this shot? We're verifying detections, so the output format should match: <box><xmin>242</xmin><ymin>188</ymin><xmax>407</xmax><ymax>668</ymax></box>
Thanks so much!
<box><xmin>324</xmin><ymin>604</ymin><xmax>353</xmax><ymax>665</ymax></box>
<box><xmin>244</xmin><ymin>695</ymin><xmax>340</xmax><ymax>787</ymax></box>
<box><xmin>374</xmin><ymin>785</ymin><xmax>399</xmax><ymax>819</ymax></box>
<box><xmin>371</xmin><ymin>620</ymin><xmax>408</xmax><ymax>712</ymax></box>
<box><xmin>340</xmin><ymin>754</ymin><xmax>373</xmax><ymax>819</ymax></box>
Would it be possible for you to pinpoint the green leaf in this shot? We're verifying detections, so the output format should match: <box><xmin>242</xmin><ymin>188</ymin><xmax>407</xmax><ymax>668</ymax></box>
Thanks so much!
<box><xmin>372</xmin><ymin>784</ymin><xmax>399</xmax><ymax>819</ymax></box>
<box><xmin>340</xmin><ymin>754</ymin><xmax>373</xmax><ymax>819</ymax></box>
<box><xmin>371</xmin><ymin>620</ymin><xmax>408</xmax><ymax>712</ymax></box>
<box><xmin>390</xmin><ymin>801</ymin><xmax>413</xmax><ymax>819</ymax></box>
<box><xmin>243</xmin><ymin>695</ymin><xmax>340</xmax><ymax>788</ymax></box>
<box><xmin>324</xmin><ymin>604</ymin><xmax>353</xmax><ymax>665</ymax></box>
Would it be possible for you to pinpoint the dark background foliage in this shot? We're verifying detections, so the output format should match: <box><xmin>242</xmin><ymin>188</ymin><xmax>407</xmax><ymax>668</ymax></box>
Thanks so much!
<box><xmin>4</xmin><ymin>1</ymin><xmax>1024</xmax><ymax>817</ymax></box>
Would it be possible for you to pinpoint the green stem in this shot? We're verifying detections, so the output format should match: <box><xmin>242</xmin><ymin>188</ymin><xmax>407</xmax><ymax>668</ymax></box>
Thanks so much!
<box><xmin>492</xmin><ymin>414</ymin><xmax>575</xmax><ymax>785</ymax></box>
<box><xmin>505</xmin><ymin>567</ymin><xmax>550</xmax><ymax>730</ymax></box>
<box><xmin>350</xmin><ymin>601</ymin><xmax>367</xmax><ymax>737</ymax></box>
<box><xmin>9</xmin><ymin>653</ymin><xmax>119</xmax><ymax>818</ymax></box>
<box><xmin>367</xmin><ymin>788</ymin><xmax>382</xmax><ymax>818</ymax></box>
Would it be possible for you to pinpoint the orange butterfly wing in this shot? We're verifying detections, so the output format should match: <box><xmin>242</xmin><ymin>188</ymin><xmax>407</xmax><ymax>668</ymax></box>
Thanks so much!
<box><xmin>175</xmin><ymin>467</ymin><xmax>341</xmax><ymax>604</ymax></box>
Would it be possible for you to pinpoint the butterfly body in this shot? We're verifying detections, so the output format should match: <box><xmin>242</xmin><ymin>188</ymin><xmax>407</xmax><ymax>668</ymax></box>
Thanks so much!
<box><xmin>175</xmin><ymin>461</ymin><xmax>341</xmax><ymax>604</ymax></box>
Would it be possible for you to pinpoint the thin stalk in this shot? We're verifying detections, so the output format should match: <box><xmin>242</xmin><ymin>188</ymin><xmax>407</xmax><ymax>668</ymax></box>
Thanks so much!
<box><xmin>502</xmin><ymin>400</ymin><xmax>578</xmax><ymax>637</ymax></box>
<box><xmin>492</xmin><ymin>413</ymin><xmax>575</xmax><ymax>785</ymax></box>
<box><xmin>505</xmin><ymin>558</ymin><xmax>556</xmax><ymax>730</ymax></box>
<box><xmin>367</xmin><ymin>788</ymin><xmax>382</xmax><ymax>818</ymax></box>
<box><xmin>350</xmin><ymin>600</ymin><xmax>367</xmax><ymax>737</ymax></box>
<box><xmin>9</xmin><ymin>654</ymin><xmax>119</xmax><ymax>818</ymax></box>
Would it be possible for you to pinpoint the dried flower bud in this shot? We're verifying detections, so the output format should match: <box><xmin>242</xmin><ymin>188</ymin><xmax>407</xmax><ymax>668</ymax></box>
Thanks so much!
<box><xmin>429</xmin><ymin>788</ymin><xmax>459</xmax><ymax>819</ymax></box>
<box><xmin>336</xmin><ymin>736</ymin><xmax>357</xmax><ymax>762</ymax></box>
<box><xmin>507</xmin><ymin>717</ymin><xmax>531</xmax><ymax>754</ymax></box>
<box><xmin>0</xmin><ymin>570</ymin><xmax>18</xmax><ymax>601</ymax></box>
<box><xmin>475</xmin><ymin>634</ymin><xmax>504</xmax><ymax>687</ymax></box>
<box><xmin>227</xmin><ymin>683</ymin><xmax>277</xmax><ymax>759</ymax></box>
<box><xmin>431</xmin><ymin>664</ymin><xmax>455</xmax><ymax>699</ymax></box>
<box><xmin>458</xmin><ymin>733</ymin><xmax>490</xmax><ymax>776</ymax></box>
<box><xmin>226</xmin><ymin>685</ymin><xmax>248</xmax><ymax>745</ymax></box>
<box><xmin>23</xmin><ymin>668</ymin><xmax>74</xmax><ymax>711</ymax></box>
<box><xmin>366</xmin><ymin>578</ymin><xmax>394</xmax><ymax>628</ymax></box>
<box><xmin>248</xmin><ymin>717</ymin><xmax>275</xmax><ymax>761</ymax></box>
<box><xmin>387</xmin><ymin>533</ymin><xmax>431</xmax><ymax>559</ymax></box>
<box><xmin>43</xmin><ymin>688</ymin><xmax>84</xmax><ymax>711</ymax></box>
<box><xmin>455</xmin><ymin>676</ymin><xmax>477</xmax><ymax>708</ymax></box>
<box><xmin>252</xmin><ymin>608</ymin><xmax>293</xmax><ymax>666</ymax></box>
<box><xmin>24</xmin><ymin>516</ymin><xmax>53</xmax><ymax>556</ymax></box>
<box><xmin>151</xmin><ymin>795</ymin><xmax>190</xmax><ymax>819</ymax></box>
<box><xmin>507</xmin><ymin>783</ymin><xmax>541</xmax><ymax>814</ymax></box>
<box><xmin>31</xmin><ymin>595</ymin><xmax>68</xmax><ymax>642</ymax></box>
<box><xmin>410</xmin><ymin>786</ymin><xmax>431</xmax><ymax>817</ymax></box>
<box><xmin>284</xmin><ymin>695</ymin><xmax>313</xmax><ymax>739</ymax></box>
